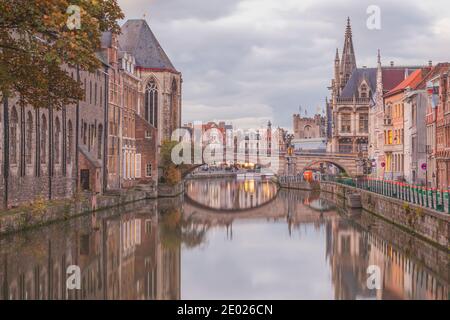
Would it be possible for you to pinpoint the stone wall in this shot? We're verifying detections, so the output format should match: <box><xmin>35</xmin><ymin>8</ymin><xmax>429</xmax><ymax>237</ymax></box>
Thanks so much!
<box><xmin>279</xmin><ymin>180</ymin><xmax>319</xmax><ymax>191</ymax></box>
<box><xmin>0</xmin><ymin>189</ymin><xmax>149</xmax><ymax>235</ymax></box>
<box><xmin>320</xmin><ymin>181</ymin><xmax>450</xmax><ymax>249</ymax></box>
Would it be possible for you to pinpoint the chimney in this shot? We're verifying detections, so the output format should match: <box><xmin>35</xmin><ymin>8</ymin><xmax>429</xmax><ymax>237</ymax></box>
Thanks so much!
<box><xmin>390</xmin><ymin>61</ymin><xmax>394</xmax><ymax>67</ymax></box>
<box><xmin>428</xmin><ymin>60</ymin><xmax>433</xmax><ymax>67</ymax></box>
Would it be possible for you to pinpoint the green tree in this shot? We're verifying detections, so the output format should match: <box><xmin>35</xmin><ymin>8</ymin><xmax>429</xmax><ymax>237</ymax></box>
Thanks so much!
<box><xmin>0</xmin><ymin>0</ymin><xmax>124</xmax><ymax>109</ymax></box>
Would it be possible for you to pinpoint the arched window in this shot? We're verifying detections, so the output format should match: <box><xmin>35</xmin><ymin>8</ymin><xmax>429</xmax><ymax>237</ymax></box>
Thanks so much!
<box><xmin>170</xmin><ymin>78</ymin><xmax>178</xmax><ymax>132</ymax></box>
<box><xmin>41</xmin><ymin>114</ymin><xmax>47</xmax><ymax>164</ymax></box>
<box><xmin>26</xmin><ymin>111</ymin><xmax>33</xmax><ymax>165</ymax></box>
<box><xmin>98</xmin><ymin>124</ymin><xmax>103</xmax><ymax>160</ymax></box>
<box><xmin>145</xmin><ymin>79</ymin><xmax>158</xmax><ymax>127</ymax></box>
<box><xmin>67</xmin><ymin>120</ymin><xmax>73</xmax><ymax>164</ymax></box>
<box><xmin>10</xmin><ymin>106</ymin><xmax>18</xmax><ymax>165</ymax></box>
<box><xmin>54</xmin><ymin>117</ymin><xmax>61</xmax><ymax>164</ymax></box>
<box><xmin>304</xmin><ymin>125</ymin><xmax>312</xmax><ymax>139</ymax></box>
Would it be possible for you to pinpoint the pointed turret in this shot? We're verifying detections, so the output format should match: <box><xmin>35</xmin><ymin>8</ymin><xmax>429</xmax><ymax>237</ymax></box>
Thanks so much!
<box><xmin>340</xmin><ymin>17</ymin><xmax>357</xmax><ymax>89</ymax></box>
<box><xmin>334</xmin><ymin>48</ymin><xmax>341</xmax><ymax>97</ymax></box>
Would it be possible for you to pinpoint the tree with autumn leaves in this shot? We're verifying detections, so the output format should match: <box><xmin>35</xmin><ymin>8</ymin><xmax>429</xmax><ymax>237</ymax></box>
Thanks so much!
<box><xmin>0</xmin><ymin>0</ymin><xmax>124</xmax><ymax>109</ymax></box>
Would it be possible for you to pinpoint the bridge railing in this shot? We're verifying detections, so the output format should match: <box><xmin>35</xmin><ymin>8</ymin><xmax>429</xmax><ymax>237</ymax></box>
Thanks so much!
<box><xmin>322</xmin><ymin>175</ymin><xmax>450</xmax><ymax>214</ymax></box>
<box><xmin>279</xmin><ymin>175</ymin><xmax>306</xmax><ymax>184</ymax></box>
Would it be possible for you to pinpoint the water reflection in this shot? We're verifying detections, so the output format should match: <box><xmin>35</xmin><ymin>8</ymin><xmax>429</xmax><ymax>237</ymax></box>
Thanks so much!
<box><xmin>0</xmin><ymin>179</ymin><xmax>448</xmax><ymax>300</ymax></box>
<box><xmin>185</xmin><ymin>178</ymin><xmax>278</xmax><ymax>211</ymax></box>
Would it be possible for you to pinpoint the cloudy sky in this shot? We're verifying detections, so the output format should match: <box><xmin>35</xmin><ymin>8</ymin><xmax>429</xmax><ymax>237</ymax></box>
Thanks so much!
<box><xmin>118</xmin><ymin>0</ymin><xmax>450</xmax><ymax>130</ymax></box>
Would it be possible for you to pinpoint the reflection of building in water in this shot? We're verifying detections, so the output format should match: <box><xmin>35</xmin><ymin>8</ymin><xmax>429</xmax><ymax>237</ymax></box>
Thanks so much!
<box><xmin>186</xmin><ymin>178</ymin><xmax>277</xmax><ymax>210</ymax></box>
<box><xmin>325</xmin><ymin>218</ymin><xmax>448</xmax><ymax>300</ymax></box>
<box><xmin>326</xmin><ymin>219</ymin><xmax>374</xmax><ymax>300</ymax></box>
<box><xmin>0</xmin><ymin>201</ymin><xmax>180</xmax><ymax>300</ymax></box>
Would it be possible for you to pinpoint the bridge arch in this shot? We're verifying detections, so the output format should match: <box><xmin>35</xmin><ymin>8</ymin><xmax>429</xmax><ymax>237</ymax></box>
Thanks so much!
<box><xmin>295</xmin><ymin>158</ymin><xmax>356</xmax><ymax>177</ymax></box>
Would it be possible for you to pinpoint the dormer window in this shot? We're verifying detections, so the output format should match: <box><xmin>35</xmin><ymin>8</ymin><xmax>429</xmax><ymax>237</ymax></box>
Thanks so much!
<box><xmin>360</xmin><ymin>84</ymin><xmax>369</xmax><ymax>98</ymax></box>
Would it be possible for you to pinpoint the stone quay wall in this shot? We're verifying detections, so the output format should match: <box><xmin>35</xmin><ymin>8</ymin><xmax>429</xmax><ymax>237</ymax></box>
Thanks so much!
<box><xmin>0</xmin><ymin>188</ymin><xmax>158</xmax><ymax>236</ymax></box>
<box><xmin>320</xmin><ymin>181</ymin><xmax>450</xmax><ymax>249</ymax></box>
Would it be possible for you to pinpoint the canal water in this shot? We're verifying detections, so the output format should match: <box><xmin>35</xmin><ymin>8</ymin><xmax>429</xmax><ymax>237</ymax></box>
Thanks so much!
<box><xmin>0</xmin><ymin>178</ymin><xmax>448</xmax><ymax>300</ymax></box>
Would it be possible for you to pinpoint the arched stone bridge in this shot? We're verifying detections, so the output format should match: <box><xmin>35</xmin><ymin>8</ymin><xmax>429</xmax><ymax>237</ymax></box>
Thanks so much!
<box><xmin>180</xmin><ymin>152</ymin><xmax>362</xmax><ymax>178</ymax></box>
<box><xmin>279</xmin><ymin>152</ymin><xmax>361</xmax><ymax>177</ymax></box>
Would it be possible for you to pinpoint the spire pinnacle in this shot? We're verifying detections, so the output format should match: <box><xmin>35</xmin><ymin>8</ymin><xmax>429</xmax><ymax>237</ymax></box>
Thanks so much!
<box><xmin>340</xmin><ymin>17</ymin><xmax>357</xmax><ymax>88</ymax></box>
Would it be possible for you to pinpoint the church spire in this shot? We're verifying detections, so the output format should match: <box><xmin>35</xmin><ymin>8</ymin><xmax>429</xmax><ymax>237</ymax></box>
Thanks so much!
<box><xmin>340</xmin><ymin>17</ymin><xmax>357</xmax><ymax>89</ymax></box>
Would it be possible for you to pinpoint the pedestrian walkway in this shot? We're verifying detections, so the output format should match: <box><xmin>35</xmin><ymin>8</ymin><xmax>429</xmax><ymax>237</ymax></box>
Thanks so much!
<box><xmin>323</xmin><ymin>175</ymin><xmax>450</xmax><ymax>214</ymax></box>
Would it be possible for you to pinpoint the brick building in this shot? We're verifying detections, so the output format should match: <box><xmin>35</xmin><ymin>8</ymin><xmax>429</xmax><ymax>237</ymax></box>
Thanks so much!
<box><xmin>119</xmin><ymin>19</ymin><xmax>182</xmax><ymax>181</ymax></box>
<box><xmin>382</xmin><ymin>69</ymin><xmax>427</xmax><ymax>181</ymax></box>
<box><xmin>0</xmin><ymin>19</ymin><xmax>183</xmax><ymax>208</ymax></box>
<box><xmin>429</xmin><ymin>64</ymin><xmax>450</xmax><ymax>189</ymax></box>
<box><xmin>0</xmin><ymin>59</ymin><xmax>110</xmax><ymax>208</ymax></box>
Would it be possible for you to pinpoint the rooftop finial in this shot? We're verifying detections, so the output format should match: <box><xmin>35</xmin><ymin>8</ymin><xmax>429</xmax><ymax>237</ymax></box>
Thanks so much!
<box><xmin>377</xmin><ymin>49</ymin><xmax>381</xmax><ymax>64</ymax></box>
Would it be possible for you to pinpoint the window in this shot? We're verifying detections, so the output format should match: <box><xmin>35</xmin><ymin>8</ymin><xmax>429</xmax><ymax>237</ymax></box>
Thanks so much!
<box><xmin>359</xmin><ymin>114</ymin><xmax>368</xmax><ymax>133</ymax></box>
<box><xmin>135</xmin><ymin>154</ymin><xmax>141</xmax><ymax>178</ymax></box>
<box><xmin>95</xmin><ymin>83</ymin><xmax>98</xmax><ymax>105</ymax></box>
<box><xmin>360</xmin><ymin>84</ymin><xmax>368</xmax><ymax>98</ymax></box>
<box><xmin>41</xmin><ymin>114</ymin><xmax>47</xmax><ymax>164</ymax></box>
<box><xmin>98</xmin><ymin>124</ymin><xmax>103</xmax><ymax>160</ymax></box>
<box><xmin>338</xmin><ymin>138</ymin><xmax>353</xmax><ymax>153</ymax></box>
<box><xmin>146</xmin><ymin>163</ymin><xmax>152</xmax><ymax>177</ymax></box>
<box><xmin>89</xmin><ymin>80</ymin><xmax>92</xmax><ymax>104</ymax></box>
<box><xmin>387</xmin><ymin>130</ymin><xmax>393</xmax><ymax>145</ymax></box>
<box><xmin>54</xmin><ymin>117</ymin><xmax>61</xmax><ymax>164</ymax></box>
<box><xmin>304</xmin><ymin>125</ymin><xmax>312</xmax><ymax>139</ymax></box>
<box><xmin>67</xmin><ymin>120</ymin><xmax>73</xmax><ymax>164</ymax></box>
<box><xmin>145</xmin><ymin>79</ymin><xmax>158</xmax><ymax>127</ymax></box>
<box><xmin>83</xmin><ymin>122</ymin><xmax>87</xmax><ymax>145</ymax></box>
<box><xmin>26</xmin><ymin>111</ymin><xmax>33</xmax><ymax>165</ymax></box>
<box><xmin>10</xmin><ymin>107</ymin><xmax>18</xmax><ymax>165</ymax></box>
<box><xmin>341</xmin><ymin>114</ymin><xmax>351</xmax><ymax>133</ymax></box>
<box><xmin>170</xmin><ymin>78</ymin><xmax>178</xmax><ymax>132</ymax></box>
<box><xmin>145</xmin><ymin>130</ymin><xmax>152</xmax><ymax>139</ymax></box>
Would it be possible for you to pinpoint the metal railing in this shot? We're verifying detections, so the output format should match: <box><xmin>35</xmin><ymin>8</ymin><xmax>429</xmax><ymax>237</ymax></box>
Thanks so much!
<box><xmin>322</xmin><ymin>175</ymin><xmax>450</xmax><ymax>214</ymax></box>
<box><xmin>279</xmin><ymin>175</ymin><xmax>306</xmax><ymax>184</ymax></box>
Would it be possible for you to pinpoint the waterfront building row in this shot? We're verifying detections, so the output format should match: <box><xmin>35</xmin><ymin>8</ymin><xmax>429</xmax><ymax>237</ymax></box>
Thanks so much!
<box><xmin>0</xmin><ymin>19</ymin><xmax>182</xmax><ymax>208</ymax></box>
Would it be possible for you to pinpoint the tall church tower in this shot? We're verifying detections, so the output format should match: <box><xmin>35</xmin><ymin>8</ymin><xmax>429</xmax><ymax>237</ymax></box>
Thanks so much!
<box><xmin>340</xmin><ymin>17</ymin><xmax>357</xmax><ymax>90</ymax></box>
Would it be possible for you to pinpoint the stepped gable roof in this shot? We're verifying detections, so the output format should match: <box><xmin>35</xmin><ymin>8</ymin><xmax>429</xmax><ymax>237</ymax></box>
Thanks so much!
<box><xmin>119</xmin><ymin>19</ymin><xmax>177</xmax><ymax>72</ymax></box>
<box><xmin>340</xmin><ymin>68</ymin><xmax>377</xmax><ymax>99</ymax></box>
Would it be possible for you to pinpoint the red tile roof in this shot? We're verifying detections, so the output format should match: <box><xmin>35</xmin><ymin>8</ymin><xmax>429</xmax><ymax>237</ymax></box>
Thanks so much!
<box><xmin>382</xmin><ymin>69</ymin><xmax>408</xmax><ymax>92</ymax></box>
<box><xmin>384</xmin><ymin>69</ymin><xmax>424</xmax><ymax>98</ymax></box>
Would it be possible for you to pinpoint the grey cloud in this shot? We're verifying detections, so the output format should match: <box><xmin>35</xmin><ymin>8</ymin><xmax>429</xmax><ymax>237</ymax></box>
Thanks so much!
<box><xmin>119</xmin><ymin>0</ymin><xmax>241</xmax><ymax>21</ymax></box>
<box><xmin>119</xmin><ymin>0</ymin><xmax>450</xmax><ymax>128</ymax></box>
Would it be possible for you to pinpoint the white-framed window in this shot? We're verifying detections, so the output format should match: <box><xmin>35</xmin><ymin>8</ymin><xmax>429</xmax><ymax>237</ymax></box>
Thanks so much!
<box><xmin>145</xmin><ymin>130</ymin><xmax>152</xmax><ymax>139</ymax></box>
<box><xmin>135</xmin><ymin>154</ymin><xmax>141</xmax><ymax>178</ymax></box>
<box><xmin>123</xmin><ymin>151</ymin><xmax>128</xmax><ymax>179</ymax></box>
<box><xmin>146</xmin><ymin>163</ymin><xmax>152</xmax><ymax>177</ymax></box>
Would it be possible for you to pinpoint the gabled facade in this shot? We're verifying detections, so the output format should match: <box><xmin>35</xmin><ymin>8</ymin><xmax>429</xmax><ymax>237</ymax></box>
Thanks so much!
<box><xmin>119</xmin><ymin>19</ymin><xmax>182</xmax><ymax>184</ymax></box>
<box><xmin>328</xmin><ymin>19</ymin><xmax>370</xmax><ymax>155</ymax></box>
